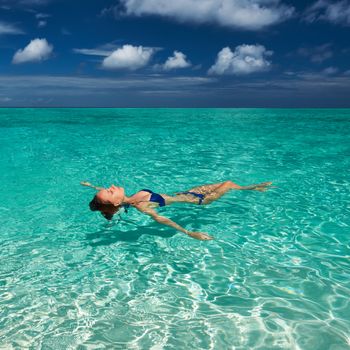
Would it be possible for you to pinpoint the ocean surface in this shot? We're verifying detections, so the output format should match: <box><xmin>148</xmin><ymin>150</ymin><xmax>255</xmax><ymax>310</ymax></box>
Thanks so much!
<box><xmin>0</xmin><ymin>108</ymin><xmax>349</xmax><ymax>349</ymax></box>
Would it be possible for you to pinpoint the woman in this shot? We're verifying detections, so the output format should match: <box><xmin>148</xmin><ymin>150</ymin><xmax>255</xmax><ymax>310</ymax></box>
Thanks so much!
<box><xmin>81</xmin><ymin>180</ymin><xmax>273</xmax><ymax>241</ymax></box>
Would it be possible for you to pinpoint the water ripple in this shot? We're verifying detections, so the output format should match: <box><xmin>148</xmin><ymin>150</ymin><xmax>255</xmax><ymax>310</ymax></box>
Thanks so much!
<box><xmin>0</xmin><ymin>108</ymin><xmax>350</xmax><ymax>349</ymax></box>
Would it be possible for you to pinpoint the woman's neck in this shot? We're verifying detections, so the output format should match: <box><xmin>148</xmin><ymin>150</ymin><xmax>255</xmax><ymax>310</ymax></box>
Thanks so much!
<box><xmin>122</xmin><ymin>195</ymin><xmax>132</xmax><ymax>205</ymax></box>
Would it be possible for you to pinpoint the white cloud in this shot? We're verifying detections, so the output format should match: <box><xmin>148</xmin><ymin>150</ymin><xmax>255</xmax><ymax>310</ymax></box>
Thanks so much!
<box><xmin>119</xmin><ymin>0</ymin><xmax>294</xmax><ymax>30</ymax></box>
<box><xmin>102</xmin><ymin>44</ymin><xmax>154</xmax><ymax>70</ymax></box>
<box><xmin>38</xmin><ymin>20</ymin><xmax>47</xmax><ymax>27</ymax></box>
<box><xmin>0</xmin><ymin>21</ymin><xmax>23</xmax><ymax>35</ymax></box>
<box><xmin>12</xmin><ymin>38</ymin><xmax>53</xmax><ymax>64</ymax></box>
<box><xmin>73</xmin><ymin>48</ymin><xmax>111</xmax><ymax>56</ymax></box>
<box><xmin>35</xmin><ymin>13</ymin><xmax>50</xmax><ymax>19</ymax></box>
<box><xmin>304</xmin><ymin>0</ymin><xmax>350</xmax><ymax>25</ymax></box>
<box><xmin>36</xmin><ymin>12</ymin><xmax>49</xmax><ymax>27</ymax></box>
<box><xmin>161</xmin><ymin>51</ymin><xmax>191</xmax><ymax>70</ymax></box>
<box><xmin>208</xmin><ymin>44</ymin><xmax>272</xmax><ymax>75</ymax></box>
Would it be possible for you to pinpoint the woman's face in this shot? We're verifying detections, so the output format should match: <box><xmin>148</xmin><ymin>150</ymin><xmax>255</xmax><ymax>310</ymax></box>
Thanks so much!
<box><xmin>96</xmin><ymin>185</ymin><xmax>125</xmax><ymax>206</ymax></box>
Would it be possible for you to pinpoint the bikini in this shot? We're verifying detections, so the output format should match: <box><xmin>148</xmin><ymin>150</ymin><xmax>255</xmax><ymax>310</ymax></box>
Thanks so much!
<box><xmin>177</xmin><ymin>191</ymin><xmax>205</xmax><ymax>205</ymax></box>
<box><xmin>123</xmin><ymin>189</ymin><xmax>205</xmax><ymax>212</ymax></box>
<box><xmin>140</xmin><ymin>189</ymin><xmax>166</xmax><ymax>207</ymax></box>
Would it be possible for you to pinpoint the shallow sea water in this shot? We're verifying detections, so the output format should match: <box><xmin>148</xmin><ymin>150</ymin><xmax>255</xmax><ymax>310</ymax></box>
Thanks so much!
<box><xmin>0</xmin><ymin>108</ymin><xmax>350</xmax><ymax>349</ymax></box>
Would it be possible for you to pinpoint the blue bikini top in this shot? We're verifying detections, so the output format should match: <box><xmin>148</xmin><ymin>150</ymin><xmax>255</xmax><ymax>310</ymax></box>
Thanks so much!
<box><xmin>122</xmin><ymin>189</ymin><xmax>166</xmax><ymax>213</ymax></box>
<box><xmin>140</xmin><ymin>189</ymin><xmax>166</xmax><ymax>207</ymax></box>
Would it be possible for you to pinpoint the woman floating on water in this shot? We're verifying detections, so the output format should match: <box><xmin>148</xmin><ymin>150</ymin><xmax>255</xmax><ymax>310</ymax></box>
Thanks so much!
<box><xmin>81</xmin><ymin>180</ymin><xmax>273</xmax><ymax>241</ymax></box>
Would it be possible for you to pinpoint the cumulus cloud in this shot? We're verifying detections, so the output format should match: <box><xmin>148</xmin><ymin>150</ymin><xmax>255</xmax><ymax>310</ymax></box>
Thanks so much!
<box><xmin>161</xmin><ymin>51</ymin><xmax>191</xmax><ymax>70</ymax></box>
<box><xmin>0</xmin><ymin>21</ymin><xmax>23</xmax><ymax>35</ymax></box>
<box><xmin>12</xmin><ymin>38</ymin><xmax>53</xmax><ymax>64</ymax></box>
<box><xmin>304</xmin><ymin>0</ymin><xmax>350</xmax><ymax>25</ymax></box>
<box><xmin>102</xmin><ymin>44</ymin><xmax>154</xmax><ymax>70</ymax></box>
<box><xmin>117</xmin><ymin>0</ymin><xmax>294</xmax><ymax>30</ymax></box>
<box><xmin>208</xmin><ymin>44</ymin><xmax>272</xmax><ymax>75</ymax></box>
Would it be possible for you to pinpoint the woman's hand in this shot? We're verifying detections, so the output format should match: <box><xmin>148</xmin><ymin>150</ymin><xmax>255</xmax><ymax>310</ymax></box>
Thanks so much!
<box><xmin>80</xmin><ymin>182</ymin><xmax>104</xmax><ymax>191</ymax></box>
<box><xmin>187</xmin><ymin>231</ymin><xmax>213</xmax><ymax>240</ymax></box>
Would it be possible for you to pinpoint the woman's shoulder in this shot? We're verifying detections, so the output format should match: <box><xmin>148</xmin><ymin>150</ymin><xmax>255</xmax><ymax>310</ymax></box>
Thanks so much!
<box><xmin>128</xmin><ymin>190</ymin><xmax>152</xmax><ymax>204</ymax></box>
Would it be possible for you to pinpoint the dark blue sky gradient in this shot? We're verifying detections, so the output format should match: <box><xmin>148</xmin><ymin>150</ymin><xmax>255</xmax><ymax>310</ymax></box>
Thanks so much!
<box><xmin>0</xmin><ymin>0</ymin><xmax>349</xmax><ymax>107</ymax></box>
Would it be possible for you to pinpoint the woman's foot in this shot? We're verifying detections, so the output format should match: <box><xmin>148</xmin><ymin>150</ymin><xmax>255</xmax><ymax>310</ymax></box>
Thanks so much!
<box><xmin>187</xmin><ymin>231</ymin><xmax>213</xmax><ymax>240</ymax></box>
<box><xmin>252</xmin><ymin>181</ymin><xmax>273</xmax><ymax>192</ymax></box>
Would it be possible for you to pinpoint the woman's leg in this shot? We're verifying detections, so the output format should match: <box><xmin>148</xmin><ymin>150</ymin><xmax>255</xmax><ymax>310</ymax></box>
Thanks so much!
<box><xmin>202</xmin><ymin>181</ymin><xmax>273</xmax><ymax>204</ymax></box>
<box><xmin>167</xmin><ymin>180</ymin><xmax>272</xmax><ymax>205</ymax></box>
<box><xmin>187</xmin><ymin>180</ymin><xmax>272</xmax><ymax>195</ymax></box>
<box><xmin>201</xmin><ymin>181</ymin><xmax>237</xmax><ymax>204</ymax></box>
<box><xmin>185</xmin><ymin>181</ymin><xmax>240</xmax><ymax>195</ymax></box>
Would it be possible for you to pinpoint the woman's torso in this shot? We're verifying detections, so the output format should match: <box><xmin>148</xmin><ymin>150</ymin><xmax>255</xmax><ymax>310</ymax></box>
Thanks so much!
<box><xmin>129</xmin><ymin>189</ymin><xmax>170</xmax><ymax>208</ymax></box>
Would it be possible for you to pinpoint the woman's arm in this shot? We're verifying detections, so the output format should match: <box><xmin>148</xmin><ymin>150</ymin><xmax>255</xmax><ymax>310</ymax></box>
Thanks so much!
<box><xmin>80</xmin><ymin>181</ymin><xmax>104</xmax><ymax>191</ymax></box>
<box><xmin>137</xmin><ymin>206</ymin><xmax>213</xmax><ymax>241</ymax></box>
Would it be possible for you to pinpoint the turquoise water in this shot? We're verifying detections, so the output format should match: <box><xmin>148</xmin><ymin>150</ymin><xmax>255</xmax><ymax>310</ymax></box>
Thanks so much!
<box><xmin>0</xmin><ymin>108</ymin><xmax>350</xmax><ymax>349</ymax></box>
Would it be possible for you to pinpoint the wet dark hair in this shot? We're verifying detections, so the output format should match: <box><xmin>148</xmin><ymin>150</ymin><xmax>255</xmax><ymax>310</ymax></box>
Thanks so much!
<box><xmin>89</xmin><ymin>195</ymin><xmax>116</xmax><ymax>221</ymax></box>
<box><xmin>89</xmin><ymin>196</ymin><xmax>101</xmax><ymax>211</ymax></box>
<box><xmin>101</xmin><ymin>212</ymin><xmax>114</xmax><ymax>221</ymax></box>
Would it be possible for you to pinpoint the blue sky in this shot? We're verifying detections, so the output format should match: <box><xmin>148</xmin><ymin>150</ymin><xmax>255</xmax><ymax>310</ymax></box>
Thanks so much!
<box><xmin>0</xmin><ymin>0</ymin><xmax>350</xmax><ymax>107</ymax></box>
